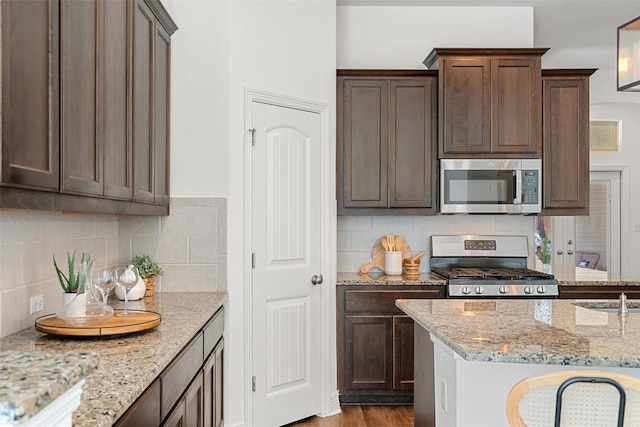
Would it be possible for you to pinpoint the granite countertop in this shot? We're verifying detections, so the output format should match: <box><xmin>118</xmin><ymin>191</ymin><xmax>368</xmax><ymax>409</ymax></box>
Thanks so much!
<box><xmin>558</xmin><ymin>280</ymin><xmax>640</xmax><ymax>286</ymax></box>
<box><xmin>396</xmin><ymin>298</ymin><xmax>640</xmax><ymax>368</ymax></box>
<box><xmin>337</xmin><ymin>272</ymin><xmax>446</xmax><ymax>286</ymax></box>
<box><xmin>0</xmin><ymin>351</ymin><xmax>99</xmax><ymax>425</ymax></box>
<box><xmin>0</xmin><ymin>292</ymin><xmax>227</xmax><ymax>427</ymax></box>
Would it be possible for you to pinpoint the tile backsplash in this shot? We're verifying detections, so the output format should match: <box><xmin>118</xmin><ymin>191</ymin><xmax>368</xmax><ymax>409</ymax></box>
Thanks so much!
<box><xmin>337</xmin><ymin>215</ymin><xmax>536</xmax><ymax>273</ymax></box>
<box><xmin>0</xmin><ymin>197</ymin><xmax>227</xmax><ymax>338</ymax></box>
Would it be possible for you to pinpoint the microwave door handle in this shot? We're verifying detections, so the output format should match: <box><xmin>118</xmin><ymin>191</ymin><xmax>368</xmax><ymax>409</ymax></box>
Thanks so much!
<box><xmin>514</xmin><ymin>170</ymin><xmax>522</xmax><ymax>204</ymax></box>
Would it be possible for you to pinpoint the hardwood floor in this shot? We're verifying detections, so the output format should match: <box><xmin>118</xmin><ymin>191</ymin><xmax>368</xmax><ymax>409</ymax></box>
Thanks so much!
<box><xmin>283</xmin><ymin>405</ymin><xmax>414</xmax><ymax>427</ymax></box>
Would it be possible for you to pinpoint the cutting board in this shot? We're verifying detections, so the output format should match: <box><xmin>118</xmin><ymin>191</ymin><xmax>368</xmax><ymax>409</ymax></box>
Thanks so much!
<box><xmin>359</xmin><ymin>235</ymin><xmax>412</xmax><ymax>274</ymax></box>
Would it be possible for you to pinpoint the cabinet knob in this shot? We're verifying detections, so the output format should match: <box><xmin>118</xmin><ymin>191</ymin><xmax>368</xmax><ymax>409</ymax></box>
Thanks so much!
<box><xmin>567</xmin><ymin>250</ymin><xmax>574</xmax><ymax>255</ymax></box>
<box><xmin>557</xmin><ymin>250</ymin><xmax>564</xmax><ymax>255</ymax></box>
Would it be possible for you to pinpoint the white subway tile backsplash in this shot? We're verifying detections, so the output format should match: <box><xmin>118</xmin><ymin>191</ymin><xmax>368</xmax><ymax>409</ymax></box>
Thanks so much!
<box><xmin>337</xmin><ymin>216</ymin><xmax>372</xmax><ymax>230</ymax></box>
<box><xmin>337</xmin><ymin>215</ymin><xmax>535</xmax><ymax>272</ymax></box>
<box><xmin>189</xmin><ymin>236</ymin><xmax>219</xmax><ymax>264</ymax></box>
<box><xmin>160</xmin><ymin>207</ymin><xmax>217</xmax><ymax>236</ymax></box>
<box><xmin>0</xmin><ymin>243</ymin><xmax>23</xmax><ymax>291</ymax></box>
<box><xmin>0</xmin><ymin>197</ymin><xmax>227</xmax><ymax>338</ymax></box>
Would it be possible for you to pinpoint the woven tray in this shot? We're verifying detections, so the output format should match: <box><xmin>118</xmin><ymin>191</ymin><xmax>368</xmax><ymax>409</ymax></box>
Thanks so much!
<box><xmin>35</xmin><ymin>310</ymin><xmax>161</xmax><ymax>337</ymax></box>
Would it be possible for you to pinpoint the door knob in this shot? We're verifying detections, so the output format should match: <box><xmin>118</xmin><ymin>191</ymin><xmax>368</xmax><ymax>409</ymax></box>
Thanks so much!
<box><xmin>567</xmin><ymin>250</ymin><xmax>574</xmax><ymax>255</ymax></box>
<box><xmin>311</xmin><ymin>274</ymin><xmax>323</xmax><ymax>285</ymax></box>
<box><xmin>557</xmin><ymin>250</ymin><xmax>564</xmax><ymax>255</ymax></box>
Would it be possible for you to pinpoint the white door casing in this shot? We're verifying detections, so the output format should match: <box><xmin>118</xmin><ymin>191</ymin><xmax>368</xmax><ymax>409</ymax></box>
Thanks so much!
<box><xmin>249</xmin><ymin>99</ymin><xmax>323</xmax><ymax>426</ymax></box>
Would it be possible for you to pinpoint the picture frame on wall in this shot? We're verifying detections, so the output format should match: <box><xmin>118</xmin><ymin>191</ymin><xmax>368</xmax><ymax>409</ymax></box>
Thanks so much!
<box><xmin>590</xmin><ymin>120</ymin><xmax>621</xmax><ymax>151</ymax></box>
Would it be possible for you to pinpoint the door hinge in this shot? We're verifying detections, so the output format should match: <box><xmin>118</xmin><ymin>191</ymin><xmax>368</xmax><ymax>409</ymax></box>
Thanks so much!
<box><xmin>249</xmin><ymin>128</ymin><xmax>256</xmax><ymax>146</ymax></box>
<box><xmin>252</xmin><ymin>375</ymin><xmax>256</xmax><ymax>392</ymax></box>
<box><xmin>252</xmin><ymin>253</ymin><xmax>256</xmax><ymax>269</ymax></box>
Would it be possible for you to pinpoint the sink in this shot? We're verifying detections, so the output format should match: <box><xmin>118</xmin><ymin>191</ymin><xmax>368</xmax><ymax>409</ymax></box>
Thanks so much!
<box><xmin>573</xmin><ymin>301</ymin><xmax>640</xmax><ymax>314</ymax></box>
<box><xmin>588</xmin><ymin>307</ymin><xmax>640</xmax><ymax>314</ymax></box>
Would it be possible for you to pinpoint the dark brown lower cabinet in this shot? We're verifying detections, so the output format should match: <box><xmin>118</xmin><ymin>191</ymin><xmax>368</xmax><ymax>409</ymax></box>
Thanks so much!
<box><xmin>337</xmin><ymin>285</ymin><xmax>444</xmax><ymax>404</ymax></box>
<box><xmin>115</xmin><ymin>308</ymin><xmax>224</xmax><ymax>427</ymax></box>
<box><xmin>559</xmin><ymin>286</ymin><xmax>640</xmax><ymax>299</ymax></box>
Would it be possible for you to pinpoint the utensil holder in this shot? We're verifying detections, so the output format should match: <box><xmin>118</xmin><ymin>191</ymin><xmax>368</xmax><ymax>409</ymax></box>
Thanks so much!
<box><xmin>384</xmin><ymin>251</ymin><xmax>403</xmax><ymax>275</ymax></box>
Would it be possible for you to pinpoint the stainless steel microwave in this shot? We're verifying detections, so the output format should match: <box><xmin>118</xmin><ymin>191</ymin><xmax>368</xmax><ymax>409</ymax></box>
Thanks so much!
<box><xmin>440</xmin><ymin>159</ymin><xmax>542</xmax><ymax>214</ymax></box>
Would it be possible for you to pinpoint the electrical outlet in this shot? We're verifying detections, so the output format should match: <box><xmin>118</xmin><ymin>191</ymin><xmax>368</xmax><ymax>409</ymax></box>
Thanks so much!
<box><xmin>30</xmin><ymin>295</ymin><xmax>44</xmax><ymax>315</ymax></box>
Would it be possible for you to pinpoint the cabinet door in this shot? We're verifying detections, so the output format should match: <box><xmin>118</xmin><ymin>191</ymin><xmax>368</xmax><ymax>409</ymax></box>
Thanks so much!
<box><xmin>60</xmin><ymin>0</ymin><xmax>103</xmax><ymax>196</ymax></box>
<box><xmin>163</xmin><ymin>399</ymin><xmax>186</xmax><ymax>427</ymax></box>
<box><xmin>541</xmin><ymin>76</ymin><xmax>590</xmax><ymax>215</ymax></box>
<box><xmin>491</xmin><ymin>58</ymin><xmax>541</xmax><ymax>156</ymax></box>
<box><xmin>133</xmin><ymin>0</ymin><xmax>155</xmax><ymax>202</ymax></box>
<box><xmin>339</xmin><ymin>78</ymin><xmax>388</xmax><ymax>209</ymax></box>
<box><xmin>440</xmin><ymin>58</ymin><xmax>491</xmax><ymax>155</ymax></box>
<box><xmin>388</xmin><ymin>78</ymin><xmax>437</xmax><ymax>210</ymax></box>
<box><xmin>184</xmin><ymin>373</ymin><xmax>204</xmax><ymax>427</ymax></box>
<box><xmin>103</xmin><ymin>0</ymin><xmax>133</xmax><ymax>199</ymax></box>
<box><xmin>393</xmin><ymin>315</ymin><xmax>415</xmax><ymax>390</ymax></box>
<box><xmin>344</xmin><ymin>315</ymin><xmax>393</xmax><ymax>390</ymax></box>
<box><xmin>1</xmin><ymin>0</ymin><xmax>59</xmax><ymax>191</ymax></box>
<box><xmin>203</xmin><ymin>340</ymin><xmax>223</xmax><ymax>427</ymax></box>
<box><xmin>154</xmin><ymin>24</ymin><xmax>171</xmax><ymax>204</ymax></box>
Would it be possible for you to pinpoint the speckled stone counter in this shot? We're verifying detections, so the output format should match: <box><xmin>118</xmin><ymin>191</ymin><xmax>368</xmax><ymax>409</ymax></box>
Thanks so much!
<box><xmin>396</xmin><ymin>298</ymin><xmax>640</xmax><ymax>367</ymax></box>
<box><xmin>0</xmin><ymin>292</ymin><xmax>227</xmax><ymax>427</ymax></box>
<box><xmin>559</xmin><ymin>280</ymin><xmax>640</xmax><ymax>286</ymax></box>
<box><xmin>337</xmin><ymin>272</ymin><xmax>446</xmax><ymax>286</ymax></box>
<box><xmin>0</xmin><ymin>351</ymin><xmax>99</xmax><ymax>424</ymax></box>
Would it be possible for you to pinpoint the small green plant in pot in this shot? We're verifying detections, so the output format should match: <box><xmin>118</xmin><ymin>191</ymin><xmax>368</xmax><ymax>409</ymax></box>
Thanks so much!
<box><xmin>53</xmin><ymin>251</ymin><xmax>91</xmax><ymax>293</ymax></box>
<box><xmin>130</xmin><ymin>254</ymin><xmax>163</xmax><ymax>297</ymax></box>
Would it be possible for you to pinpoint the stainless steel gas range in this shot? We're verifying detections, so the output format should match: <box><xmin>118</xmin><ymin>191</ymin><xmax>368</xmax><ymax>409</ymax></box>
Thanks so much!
<box><xmin>430</xmin><ymin>235</ymin><xmax>558</xmax><ymax>298</ymax></box>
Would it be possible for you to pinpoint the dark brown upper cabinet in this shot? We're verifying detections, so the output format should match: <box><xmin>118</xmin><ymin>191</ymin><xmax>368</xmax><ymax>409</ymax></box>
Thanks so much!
<box><xmin>1</xmin><ymin>0</ymin><xmax>60</xmax><ymax>193</ymax></box>
<box><xmin>424</xmin><ymin>48</ymin><xmax>548</xmax><ymax>158</ymax></box>
<box><xmin>541</xmin><ymin>69</ymin><xmax>596</xmax><ymax>216</ymax></box>
<box><xmin>337</xmin><ymin>70</ymin><xmax>438</xmax><ymax>215</ymax></box>
<box><xmin>0</xmin><ymin>0</ymin><xmax>175</xmax><ymax>215</ymax></box>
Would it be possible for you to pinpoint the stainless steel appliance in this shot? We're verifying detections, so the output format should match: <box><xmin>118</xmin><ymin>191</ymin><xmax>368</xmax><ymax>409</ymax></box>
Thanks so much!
<box><xmin>440</xmin><ymin>159</ymin><xmax>542</xmax><ymax>214</ymax></box>
<box><xmin>430</xmin><ymin>235</ymin><xmax>557</xmax><ymax>298</ymax></box>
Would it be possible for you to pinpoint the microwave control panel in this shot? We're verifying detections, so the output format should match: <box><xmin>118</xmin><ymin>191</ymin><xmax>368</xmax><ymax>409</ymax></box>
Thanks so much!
<box><xmin>522</xmin><ymin>170</ymin><xmax>539</xmax><ymax>204</ymax></box>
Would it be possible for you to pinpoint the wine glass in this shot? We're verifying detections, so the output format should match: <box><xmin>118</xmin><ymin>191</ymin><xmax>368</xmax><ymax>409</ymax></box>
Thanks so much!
<box><xmin>114</xmin><ymin>266</ymin><xmax>140</xmax><ymax>316</ymax></box>
<box><xmin>92</xmin><ymin>268</ymin><xmax>116</xmax><ymax>307</ymax></box>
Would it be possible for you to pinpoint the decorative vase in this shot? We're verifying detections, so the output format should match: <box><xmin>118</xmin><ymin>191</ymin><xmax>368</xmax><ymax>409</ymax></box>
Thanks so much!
<box><xmin>115</xmin><ymin>276</ymin><xmax>146</xmax><ymax>301</ymax></box>
<box><xmin>143</xmin><ymin>277</ymin><xmax>156</xmax><ymax>297</ymax></box>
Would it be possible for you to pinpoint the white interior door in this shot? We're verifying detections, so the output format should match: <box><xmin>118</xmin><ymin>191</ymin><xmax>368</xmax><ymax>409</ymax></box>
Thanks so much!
<box><xmin>251</xmin><ymin>101</ymin><xmax>323</xmax><ymax>426</ymax></box>
<box><xmin>550</xmin><ymin>171</ymin><xmax>622</xmax><ymax>281</ymax></box>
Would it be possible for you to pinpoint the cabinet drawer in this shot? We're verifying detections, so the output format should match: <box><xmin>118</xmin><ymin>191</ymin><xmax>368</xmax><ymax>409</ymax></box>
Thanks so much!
<box><xmin>345</xmin><ymin>290</ymin><xmax>440</xmax><ymax>314</ymax></box>
<box><xmin>203</xmin><ymin>308</ymin><xmax>224</xmax><ymax>358</ymax></box>
<box><xmin>114</xmin><ymin>379</ymin><xmax>161</xmax><ymax>427</ymax></box>
<box><xmin>161</xmin><ymin>332</ymin><xmax>204</xmax><ymax>419</ymax></box>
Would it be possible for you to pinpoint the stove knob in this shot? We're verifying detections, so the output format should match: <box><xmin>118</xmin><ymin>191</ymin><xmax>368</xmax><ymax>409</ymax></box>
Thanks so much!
<box><xmin>524</xmin><ymin>286</ymin><xmax>534</xmax><ymax>295</ymax></box>
<box><xmin>461</xmin><ymin>286</ymin><xmax>472</xmax><ymax>295</ymax></box>
<box><xmin>537</xmin><ymin>286</ymin><xmax>547</xmax><ymax>294</ymax></box>
<box><xmin>474</xmin><ymin>286</ymin><xmax>485</xmax><ymax>295</ymax></box>
<box><xmin>499</xmin><ymin>286</ymin><xmax>509</xmax><ymax>294</ymax></box>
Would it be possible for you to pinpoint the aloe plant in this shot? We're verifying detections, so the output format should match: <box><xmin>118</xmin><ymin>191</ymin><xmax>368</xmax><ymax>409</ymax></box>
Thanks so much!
<box><xmin>53</xmin><ymin>251</ymin><xmax>91</xmax><ymax>293</ymax></box>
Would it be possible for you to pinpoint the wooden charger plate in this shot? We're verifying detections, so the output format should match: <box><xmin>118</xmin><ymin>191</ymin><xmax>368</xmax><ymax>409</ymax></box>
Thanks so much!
<box><xmin>35</xmin><ymin>310</ymin><xmax>161</xmax><ymax>337</ymax></box>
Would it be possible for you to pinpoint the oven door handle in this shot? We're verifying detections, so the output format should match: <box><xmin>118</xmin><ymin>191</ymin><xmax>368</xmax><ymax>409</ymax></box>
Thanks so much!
<box><xmin>513</xmin><ymin>170</ymin><xmax>522</xmax><ymax>205</ymax></box>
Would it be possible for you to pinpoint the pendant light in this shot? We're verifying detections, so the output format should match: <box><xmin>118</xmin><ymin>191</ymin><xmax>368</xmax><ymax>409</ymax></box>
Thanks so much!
<box><xmin>618</xmin><ymin>16</ymin><xmax>640</xmax><ymax>91</ymax></box>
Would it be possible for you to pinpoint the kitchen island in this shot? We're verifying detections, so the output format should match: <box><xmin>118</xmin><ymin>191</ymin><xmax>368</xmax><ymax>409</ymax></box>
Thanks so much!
<box><xmin>396</xmin><ymin>298</ymin><xmax>640</xmax><ymax>427</ymax></box>
<box><xmin>0</xmin><ymin>292</ymin><xmax>226</xmax><ymax>427</ymax></box>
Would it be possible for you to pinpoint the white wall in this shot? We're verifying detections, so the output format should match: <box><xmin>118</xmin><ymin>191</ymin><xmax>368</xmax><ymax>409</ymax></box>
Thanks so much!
<box><xmin>337</xmin><ymin>6</ymin><xmax>534</xmax><ymax>69</ymax></box>
<box><xmin>166</xmin><ymin>0</ymin><xmax>231</xmax><ymax>197</ymax></box>
<box><xmin>166</xmin><ymin>1</ymin><xmax>337</xmax><ymax>425</ymax></box>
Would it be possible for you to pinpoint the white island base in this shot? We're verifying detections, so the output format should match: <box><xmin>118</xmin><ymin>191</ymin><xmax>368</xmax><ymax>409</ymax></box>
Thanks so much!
<box><xmin>417</xmin><ymin>329</ymin><xmax>640</xmax><ymax>427</ymax></box>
